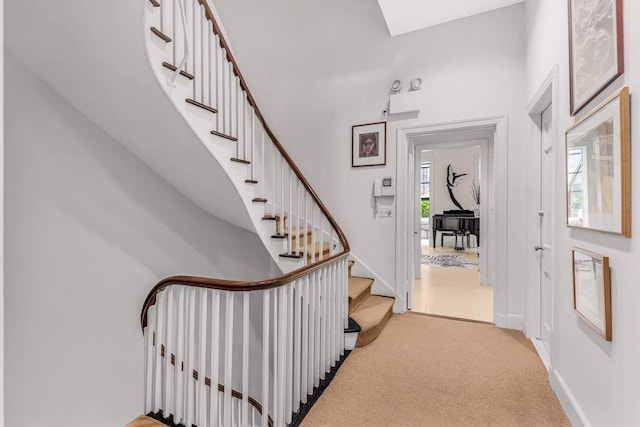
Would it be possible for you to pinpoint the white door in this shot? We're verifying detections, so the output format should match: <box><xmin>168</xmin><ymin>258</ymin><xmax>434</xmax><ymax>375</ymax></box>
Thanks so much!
<box><xmin>539</xmin><ymin>105</ymin><xmax>554</xmax><ymax>356</ymax></box>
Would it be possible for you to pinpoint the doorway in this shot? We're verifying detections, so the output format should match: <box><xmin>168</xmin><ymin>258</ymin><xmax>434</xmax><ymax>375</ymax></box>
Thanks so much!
<box><xmin>411</xmin><ymin>139</ymin><xmax>492</xmax><ymax>322</ymax></box>
<box><xmin>397</xmin><ymin>116</ymin><xmax>509</xmax><ymax>327</ymax></box>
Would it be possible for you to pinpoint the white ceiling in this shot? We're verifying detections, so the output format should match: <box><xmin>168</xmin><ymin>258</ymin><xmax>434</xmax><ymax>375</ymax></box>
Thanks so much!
<box><xmin>377</xmin><ymin>0</ymin><xmax>526</xmax><ymax>36</ymax></box>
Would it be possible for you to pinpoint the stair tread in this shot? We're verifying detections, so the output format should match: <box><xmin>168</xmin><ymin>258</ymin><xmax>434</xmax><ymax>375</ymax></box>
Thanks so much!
<box><xmin>350</xmin><ymin>296</ymin><xmax>394</xmax><ymax>347</ymax></box>
<box><xmin>150</xmin><ymin>27</ymin><xmax>171</xmax><ymax>43</ymax></box>
<box><xmin>348</xmin><ymin>277</ymin><xmax>373</xmax><ymax>302</ymax></box>
<box><xmin>126</xmin><ymin>415</ymin><xmax>165</xmax><ymax>427</ymax></box>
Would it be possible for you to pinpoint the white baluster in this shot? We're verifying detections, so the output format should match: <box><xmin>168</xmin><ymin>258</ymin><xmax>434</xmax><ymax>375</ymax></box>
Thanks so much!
<box><xmin>315</xmin><ymin>272</ymin><xmax>322</xmax><ymax>388</ymax></box>
<box><xmin>185</xmin><ymin>288</ymin><xmax>196</xmax><ymax>427</ymax></box>
<box><xmin>261</xmin><ymin>289</ymin><xmax>270</xmax><ymax>427</ymax></box>
<box><xmin>273</xmin><ymin>144</ymin><xmax>277</xmax><ymax>218</ymax></box>
<box><xmin>197</xmin><ymin>289</ymin><xmax>208</xmax><ymax>426</ymax></box>
<box><xmin>209</xmin><ymin>290</ymin><xmax>220</xmax><ymax>427</ymax></box>
<box><xmin>153</xmin><ymin>291</ymin><xmax>165</xmax><ymax>413</ymax></box>
<box><xmin>144</xmin><ymin>307</ymin><xmax>156</xmax><ymax>414</ymax></box>
<box><xmin>278</xmin><ymin>287</ymin><xmax>287</xmax><ymax>425</ymax></box>
<box><xmin>207</xmin><ymin>20</ymin><xmax>212</xmax><ymax>107</ymax></box>
<box><xmin>303</xmin><ymin>192</ymin><xmax>308</xmax><ymax>265</ymax></box>
<box><xmin>199</xmin><ymin>4</ymin><xmax>204</xmax><ymax>103</ymax></box>
<box><xmin>296</xmin><ymin>180</ymin><xmax>300</xmax><ymax>257</ymax></box>
<box><xmin>260</xmin><ymin>127</ymin><xmax>265</xmax><ymax>198</ymax></box>
<box><xmin>288</xmin><ymin>168</ymin><xmax>293</xmax><ymax>254</ymax></box>
<box><xmin>285</xmin><ymin>284</ymin><xmax>294</xmax><ymax>423</ymax></box>
<box><xmin>165</xmin><ymin>288</ymin><xmax>175</xmax><ymax>416</ymax></box>
<box><xmin>319</xmin><ymin>266</ymin><xmax>328</xmax><ymax>379</ymax></box>
<box><xmin>311</xmin><ymin>204</ymin><xmax>316</xmax><ymax>264</ymax></box>
<box><xmin>307</xmin><ymin>273</ymin><xmax>315</xmax><ymax>395</ymax></box>
<box><xmin>293</xmin><ymin>281</ymin><xmax>302</xmax><ymax>413</ymax></box>
<box><xmin>300</xmin><ymin>276</ymin><xmax>309</xmax><ymax>403</ymax></box>
<box><xmin>280</xmin><ymin>157</ymin><xmax>285</xmax><ymax>234</ymax></box>
<box><xmin>215</xmin><ymin>35</ymin><xmax>221</xmax><ymax>132</ymax></box>
<box><xmin>190</xmin><ymin>0</ymin><xmax>196</xmax><ymax>97</ymax></box>
<box><xmin>224</xmin><ymin>292</ymin><xmax>234</xmax><ymax>426</ymax></box>
<box><xmin>174</xmin><ymin>287</ymin><xmax>186</xmax><ymax>423</ymax></box>
<box><xmin>242</xmin><ymin>292</ymin><xmax>249</xmax><ymax>426</ymax></box>
<box><xmin>271</xmin><ymin>287</ymin><xmax>279</xmax><ymax>426</ymax></box>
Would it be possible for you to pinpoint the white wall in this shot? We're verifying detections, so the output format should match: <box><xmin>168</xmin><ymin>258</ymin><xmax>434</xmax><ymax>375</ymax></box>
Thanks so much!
<box><xmin>0</xmin><ymin>1</ymin><xmax>4</xmax><ymax>425</ymax></box>
<box><xmin>213</xmin><ymin>1</ymin><xmax>527</xmax><ymax>320</ymax></box>
<box><xmin>4</xmin><ymin>54</ymin><xmax>277</xmax><ymax>426</ymax></box>
<box><xmin>425</xmin><ymin>146</ymin><xmax>481</xmax><ymax>216</ymax></box>
<box><xmin>526</xmin><ymin>1</ymin><xmax>640</xmax><ymax>425</ymax></box>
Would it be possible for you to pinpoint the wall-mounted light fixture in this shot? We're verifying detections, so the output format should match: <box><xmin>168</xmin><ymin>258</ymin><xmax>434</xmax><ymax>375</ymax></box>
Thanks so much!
<box><xmin>390</xmin><ymin>79</ymin><xmax>402</xmax><ymax>94</ymax></box>
<box><xmin>389</xmin><ymin>77</ymin><xmax>422</xmax><ymax>115</ymax></box>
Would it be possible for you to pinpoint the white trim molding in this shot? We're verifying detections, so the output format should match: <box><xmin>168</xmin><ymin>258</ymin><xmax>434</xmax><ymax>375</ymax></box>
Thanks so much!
<box><xmin>549</xmin><ymin>368</ymin><xmax>591</xmax><ymax>427</ymax></box>
<box><xmin>395</xmin><ymin>116</ymin><xmax>510</xmax><ymax>326</ymax></box>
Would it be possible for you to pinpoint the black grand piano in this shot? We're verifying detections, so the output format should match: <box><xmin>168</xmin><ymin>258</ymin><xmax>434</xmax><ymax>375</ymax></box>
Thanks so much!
<box><xmin>432</xmin><ymin>210</ymin><xmax>479</xmax><ymax>250</ymax></box>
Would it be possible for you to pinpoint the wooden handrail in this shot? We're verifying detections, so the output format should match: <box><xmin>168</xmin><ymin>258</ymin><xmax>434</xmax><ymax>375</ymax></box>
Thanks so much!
<box><xmin>141</xmin><ymin>0</ymin><xmax>351</xmax><ymax>330</ymax></box>
<box><xmin>141</xmin><ymin>252</ymin><xmax>348</xmax><ymax>329</ymax></box>
<box><xmin>196</xmin><ymin>0</ymin><xmax>349</xmax><ymax>254</ymax></box>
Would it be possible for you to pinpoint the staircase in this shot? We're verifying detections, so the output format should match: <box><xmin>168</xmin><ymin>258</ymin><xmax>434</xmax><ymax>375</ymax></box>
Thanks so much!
<box><xmin>138</xmin><ymin>0</ymin><xmax>394</xmax><ymax>425</ymax></box>
<box><xmin>348</xmin><ymin>261</ymin><xmax>394</xmax><ymax>347</ymax></box>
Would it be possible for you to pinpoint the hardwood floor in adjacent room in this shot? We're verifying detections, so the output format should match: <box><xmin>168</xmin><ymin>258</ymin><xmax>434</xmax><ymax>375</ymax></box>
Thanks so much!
<box><xmin>413</xmin><ymin>241</ymin><xmax>493</xmax><ymax>322</ymax></box>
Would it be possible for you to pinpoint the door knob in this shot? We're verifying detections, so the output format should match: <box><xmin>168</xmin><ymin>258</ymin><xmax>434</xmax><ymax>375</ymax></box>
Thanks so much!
<box><xmin>535</xmin><ymin>245</ymin><xmax>544</xmax><ymax>251</ymax></box>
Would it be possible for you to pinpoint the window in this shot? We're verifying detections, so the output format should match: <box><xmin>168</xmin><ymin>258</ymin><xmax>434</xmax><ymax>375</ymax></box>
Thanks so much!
<box><xmin>420</xmin><ymin>162</ymin><xmax>430</xmax><ymax>199</ymax></box>
<box><xmin>420</xmin><ymin>162</ymin><xmax>430</xmax><ymax>218</ymax></box>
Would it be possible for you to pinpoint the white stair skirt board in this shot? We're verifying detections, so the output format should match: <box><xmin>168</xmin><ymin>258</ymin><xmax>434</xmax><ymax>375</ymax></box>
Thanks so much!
<box><xmin>344</xmin><ymin>331</ymin><xmax>359</xmax><ymax>351</ymax></box>
<box><xmin>349</xmin><ymin>253</ymin><xmax>403</xmax><ymax>313</ymax></box>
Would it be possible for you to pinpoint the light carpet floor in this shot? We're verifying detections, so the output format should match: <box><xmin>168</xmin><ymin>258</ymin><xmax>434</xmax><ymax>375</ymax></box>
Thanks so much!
<box><xmin>302</xmin><ymin>313</ymin><xmax>569</xmax><ymax>427</ymax></box>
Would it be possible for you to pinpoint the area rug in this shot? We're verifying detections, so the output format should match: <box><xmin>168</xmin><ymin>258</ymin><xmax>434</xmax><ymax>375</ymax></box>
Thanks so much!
<box><xmin>421</xmin><ymin>254</ymin><xmax>477</xmax><ymax>269</ymax></box>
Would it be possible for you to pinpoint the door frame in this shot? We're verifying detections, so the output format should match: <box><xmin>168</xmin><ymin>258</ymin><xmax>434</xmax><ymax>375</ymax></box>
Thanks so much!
<box><xmin>525</xmin><ymin>66</ymin><xmax>559</xmax><ymax>359</ymax></box>
<box><xmin>396</xmin><ymin>116</ymin><xmax>508</xmax><ymax>326</ymax></box>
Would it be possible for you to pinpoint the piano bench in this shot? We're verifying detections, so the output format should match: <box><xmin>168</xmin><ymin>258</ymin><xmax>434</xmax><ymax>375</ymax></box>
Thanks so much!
<box><xmin>440</xmin><ymin>231</ymin><xmax>456</xmax><ymax>247</ymax></box>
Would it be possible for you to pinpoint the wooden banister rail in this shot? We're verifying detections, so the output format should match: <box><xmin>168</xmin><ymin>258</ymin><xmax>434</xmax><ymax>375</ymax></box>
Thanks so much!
<box><xmin>196</xmin><ymin>0</ymin><xmax>349</xmax><ymax>254</ymax></box>
<box><xmin>141</xmin><ymin>252</ymin><xmax>348</xmax><ymax>329</ymax></box>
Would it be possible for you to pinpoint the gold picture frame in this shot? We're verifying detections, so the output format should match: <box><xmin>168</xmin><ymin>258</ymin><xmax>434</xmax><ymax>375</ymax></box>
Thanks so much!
<box><xmin>565</xmin><ymin>86</ymin><xmax>630</xmax><ymax>237</ymax></box>
<box><xmin>572</xmin><ymin>247</ymin><xmax>612</xmax><ymax>341</ymax></box>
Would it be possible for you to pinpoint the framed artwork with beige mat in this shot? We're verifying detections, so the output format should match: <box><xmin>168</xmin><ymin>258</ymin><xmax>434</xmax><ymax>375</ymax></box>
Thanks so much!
<box><xmin>565</xmin><ymin>86</ymin><xmax>630</xmax><ymax>236</ymax></box>
<box><xmin>572</xmin><ymin>247</ymin><xmax>612</xmax><ymax>341</ymax></box>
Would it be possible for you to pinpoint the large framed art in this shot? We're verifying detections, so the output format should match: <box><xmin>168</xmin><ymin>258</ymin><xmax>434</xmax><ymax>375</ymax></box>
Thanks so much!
<box><xmin>568</xmin><ymin>0</ymin><xmax>624</xmax><ymax>115</ymax></box>
<box><xmin>565</xmin><ymin>86</ymin><xmax>630</xmax><ymax>236</ymax></box>
<box><xmin>572</xmin><ymin>247</ymin><xmax>612</xmax><ymax>341</ymax></box>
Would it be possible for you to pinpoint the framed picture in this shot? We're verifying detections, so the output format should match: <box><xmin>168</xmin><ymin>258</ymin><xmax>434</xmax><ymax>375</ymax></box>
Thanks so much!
<box><xmin>572</xmin><ymin>247</ymin><xmax>612</xmax><ymax>341</ymax></box>
<box><xmin>565</xmin><ymin>86</ymin><xmax>630</xmax><ymax>236</ymax></box>
<box><xmin>352</xmin><ymin>122</ymin><xmax>386</xmax><ymax>167</ymax></box>
<box><xmin>568</xmin><ymin>0</ymin><xmax>624</xmax><ymax>116</ymax></box>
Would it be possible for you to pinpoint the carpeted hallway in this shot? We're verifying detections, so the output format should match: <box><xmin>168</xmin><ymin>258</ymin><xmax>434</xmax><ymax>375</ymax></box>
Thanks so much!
<box><xmin>302</xmin><ymin>313</ymin><xmax>569</xmax><ymax>426</ymax></box>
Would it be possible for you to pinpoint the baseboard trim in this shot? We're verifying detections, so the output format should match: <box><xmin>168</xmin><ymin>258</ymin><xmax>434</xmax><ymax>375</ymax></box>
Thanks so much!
<box><xmin>408</xmin><ymin>311</ymin><xmax>494</xmax><ymax>325</ymax></box>
<box><xmin>530</xmin><ymin>338</ymin><xmax>550</xmax><ymax>371</ymax></box>
<box><xmin>549</xmin><ymin>368</ymin><xmax>591</xmax><ymax>427</ymax></box>
<box><xmin>494</xmin><ymin>314</ymin><xmax>524</xmax><ymax>330</ymax></box>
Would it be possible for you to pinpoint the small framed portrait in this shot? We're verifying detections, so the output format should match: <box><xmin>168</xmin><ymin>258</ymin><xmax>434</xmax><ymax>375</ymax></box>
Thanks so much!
<box><xmin>352</xmin><ymin>122</ymin><xmax>386</xmax><ymax>167</ymax></box>
<box><xmin>572</xmin><ymin>247</ymin><xmax>612</xmax><ymax>341</ymax></box>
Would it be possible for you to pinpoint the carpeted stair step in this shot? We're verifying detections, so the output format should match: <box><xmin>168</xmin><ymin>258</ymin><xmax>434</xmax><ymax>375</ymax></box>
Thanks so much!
<box><xmin>126</xmin><ymin>415</ymin><xmax>165</xmax><ymax>426</ymax></box>
<box><xmin>279</xmin><ymin>242</ymin><xmax>330</xmax><ymax>260</ymax></box>
<box><xmin>350</xmin><ymin>295</ymin><xmax>394</xmax><ymax>347</ymax></box>
<box><xmin>348</xmin><ymin>276</ymin><xmax>373</xmax><ymax>313</ymax></box>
